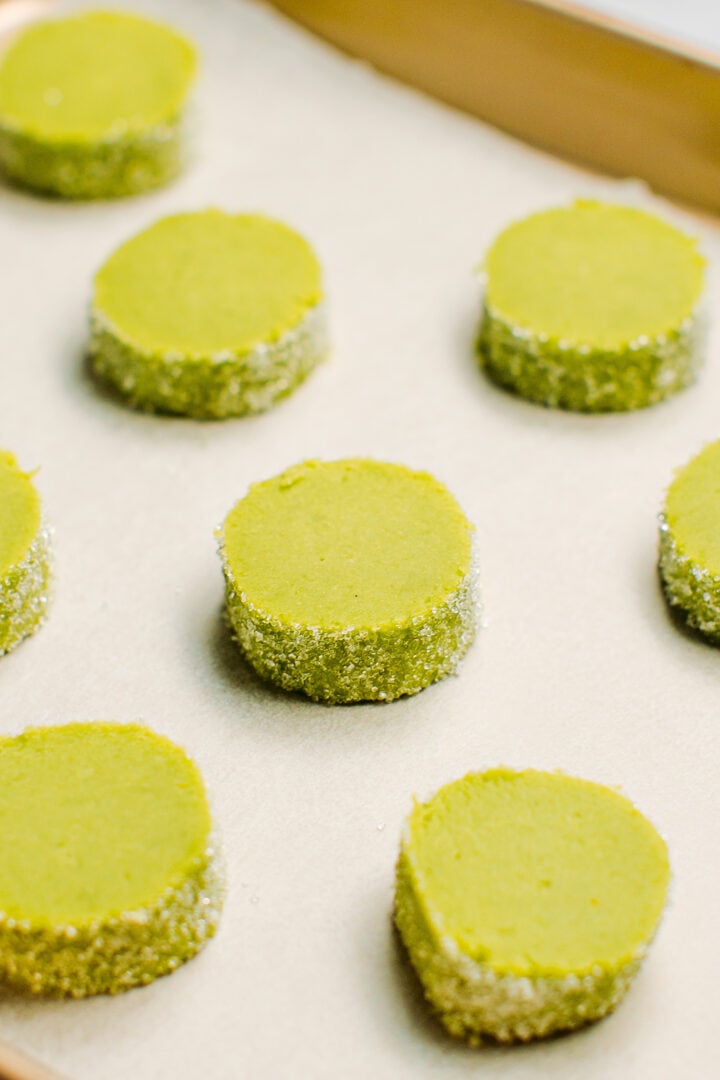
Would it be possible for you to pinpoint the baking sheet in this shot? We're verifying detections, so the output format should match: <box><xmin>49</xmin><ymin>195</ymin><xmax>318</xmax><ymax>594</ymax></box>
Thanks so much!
<box><xmin>0</xmin><ymin>0</ymin><xmax>718</xmax><ymax>1076</ymax></box>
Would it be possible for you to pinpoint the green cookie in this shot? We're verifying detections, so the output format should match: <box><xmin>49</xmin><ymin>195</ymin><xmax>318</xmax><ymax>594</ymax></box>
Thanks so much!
<box><xmin>90</xmin><ymin>210</ymin><xmax>328</xmax><ymax>417</ymax></box>
<box><xmin>478</xmin><ymin>200</ymin><xmax>705</xmax><ymax>411</ymax></box>
<box><xmin>395</xmin><ymin>768</ymin><xmax>670</xmax><ymax>1043</ymax></box>
<box><xmin>219</xmin><ymin>459</ymin><xmax>477</xmax><ymax>703</ymax></box>
<box><xmin>0</xmin><ymin>450</ymin><xmax>50</xmax><ymax>655</ymax></box>
<box><xmin>659</xmin><ymin>439</ymin><xmax>720</xmax><ymax>639</ymax></box>
<box><xmin>0</xmin><ymin>10</ymin><xmax>196</xmax><ymax>198</ymax></box>
<box><xmin>0</xmin><ymin>723</ymin><xmax>223</xmax><ymax>997</ymax></box>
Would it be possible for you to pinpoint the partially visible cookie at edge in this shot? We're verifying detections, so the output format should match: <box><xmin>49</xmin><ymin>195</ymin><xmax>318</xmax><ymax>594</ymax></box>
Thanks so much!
<box><xmin>0</xmin><ymin>449</ymin><xmax>50</xmax><ymax>656</ymax></box>
<box><xmin>0</xmin><ymin>721</ymin><xmax>224</xmax><ymax>997</ymax></box>
<box><xmin>0</xmin><ymin>9</ymin><xmax>197</xmax><ymax>198</ymax></box>
<box><xmin>659</xmin><ymin>438</ymin><xmax>720</xmax><ymax>640</ymax></box>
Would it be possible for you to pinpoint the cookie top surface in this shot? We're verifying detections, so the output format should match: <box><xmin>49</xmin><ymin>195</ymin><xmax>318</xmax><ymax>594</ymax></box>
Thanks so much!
<box><xmin>222</xmin><ymin>459</ymin><xmax>473</xmax><ymax>630</ymax></box>
<box><xmin>0</xmin><ymin>723</ymin><xmax>211</xmax><ymax>926</ymax></box>
<box><xmin>665</xmin><ymin>440</ymin><xmax>720</xmax><ymax>574</ymax></box>
<box><xmin>403</xmin><ymin>768</ymin><xmax>669</xmax><ymax>977</ymax></box>
<box><xmin>484</xmin><ymin>200</ymin><xmax>704</xmax><ymax>350</ymax></box>
<box><xmin>93</xmin><ymin>210</ymin><xmax>322</xmax><ymax>356</ymax></box>
<box><xmin>0</xmin><ymin>10</ymin><xmax>196</xmax><ymax>142</ymax></box>
<box><xmin>0</xmin><ymin>450</ymin><xmax>41</xmax><ymax>577</ymax></box>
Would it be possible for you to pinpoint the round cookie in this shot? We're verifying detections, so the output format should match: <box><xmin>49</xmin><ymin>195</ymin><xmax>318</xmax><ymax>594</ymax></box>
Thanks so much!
<box><xmin>0</xmin><ymin>450</ymin><xmax>50</xmax><ymax>655</ymax></box>
<box><xmin>0</xmin><ymin>722</ymin><xmax>223</xmax><ymax>997</ymax></box>
<box><xmin>659</xmin><ymin>439</ymin><xmax>720</xmax><ymax>639</ymax></box>
<box><xmin>219</xmin><ymin>459</ymin><xmax>477</xmax><ymax>703</ymax></box>
<box><xmin>0</xmin><ymin>10</ymin><xmax>196</xmax><ymax>198</ymax></box>
<box><xmin>477</xmin><ymin>200</ymin><xmax>705</xmax><ymax>412</ymax></box>
<box><xmin>395</xmin><ymin>768</ymin><xmax>670</xmax><ymax>1043</ymax></box>
<box><xmin>90</xmin><ymin>210</ymin><xmax>328</xmax><ymax>418</ymax></box>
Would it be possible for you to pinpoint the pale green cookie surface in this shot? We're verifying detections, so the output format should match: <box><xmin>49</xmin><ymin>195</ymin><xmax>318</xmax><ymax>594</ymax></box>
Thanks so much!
<box><xmin>0</xmin><ymin>450</ymin><xmax>40</xmax><ymax>577</ymax></box>
<box><xmin>479</xmin><ymin>200</ymin><xmax>705</xmax><ymax>412</ymax></box>
<box><xmin>94</xmin><ymin>211</ymin><xmax>322</xmax><ymax>356</ymax></box>
<box><xmin>659</xmin><ymin>440</ymin><xmax>720</xmax><ymax>640</ymax></box>
<box><xmin>0</xmin><ymin>10</ymin><xmax>196</xmax><ymax>142</ymax></box>
<box><xmin>220</xmin><ymin>459</ymin><xmax>477</xmax><ymax>702</ymax></box>
<box><xmin>223</xmin><ymin>459</ymin><xmax>472</xmax><ymax>629</ymax></box>
<box><xmin>396</xmin><ymin>769</ymin><xmax>669</xmax><ymax>1042</ymax></box>
<box><xmin>485</xmin><ymin>201</ymin><xmax>704</xmax><ymax>349</ymax></box>
<box><xmin>0</xmin><ymin>723</ymin><xmax>209</xmax><ymax>924</ymax></box>
<box><xmin>405</xmin><ymin>769</ymin><xmax>669</xmax><ymax>977</ymax></box>
<box><xmin>0</xmin><ymin>723</ymin><xmax>223</xmax><ymax>996</ymax></box>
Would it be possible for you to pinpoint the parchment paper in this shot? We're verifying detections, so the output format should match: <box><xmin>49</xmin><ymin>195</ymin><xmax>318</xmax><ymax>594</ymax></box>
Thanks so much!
<box><xmin>0</xmin><ymin>1</ymin><xmax>718</xmax><ymax>1076</ymax></box>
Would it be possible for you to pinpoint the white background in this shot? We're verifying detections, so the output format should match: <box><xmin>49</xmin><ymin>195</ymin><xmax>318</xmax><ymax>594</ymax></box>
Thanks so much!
<box><xmin>0</xmin><ymin>1</ymin><xmax>719</xmax><ymax>1077</ymax></box>
<box><xmin>592</xmin><ymin>0</ymin><xmax>720</xmax><ymax>50</ymax></box>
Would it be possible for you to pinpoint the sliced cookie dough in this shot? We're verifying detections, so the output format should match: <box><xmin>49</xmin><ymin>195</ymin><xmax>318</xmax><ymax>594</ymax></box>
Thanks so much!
<box><xmin>219</xmin><ymin>459</ymin><xmax>477</xmax><ymax>703</ymax></box>
<box><xmin>659</xmin><ymin>439</ymin><xmax>720</xmax><ymax>639</ymax></box>
<box><xmin>0</xmin><ymin>450</ymin><xmax>50</xmax><ymax>655</ymax></box>
<box><xmin>0</xmin><ymin>722</ymin><xmax>224</xmax><ymax>997</ymax></box>
<box><xmin>478</xmin><ymin>200</ymin><xmax>705</xmax><ymax>411</ymax></box>
<box><xmin>0</xmin><ymin>10</ymin><xmax>197</xmax><ymax>198</ymax></box>
<box><xmin>90</xmin><ymin>210</ymin><xmax>328</xmax><ymax>417</ymax></box>
<box><xmin>395</xmin><ymin>768</ymin><xmax>670</xmax><ymax>1043</ymax></box>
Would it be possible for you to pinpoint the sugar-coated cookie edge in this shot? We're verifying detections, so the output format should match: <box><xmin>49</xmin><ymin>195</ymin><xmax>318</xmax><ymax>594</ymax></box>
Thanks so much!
<box><xmin>218</xmin><ymin>531</ymin><xmax>479</xmax><ymax>704</ymax></box>
<box><xmin>395</xmin><ymin>844</ymin><xmax>643</xmax><ymax>1043</ymax></box>
<box><xmin>0</xmin><ymin>523</ymin><xmax>51</xmax><ymax>656</ymax></box>
<box><xmin>0</xmin><ymin>839</ymin><xmax>224</xmax><ymax>997</ymax></box>
<box><xmin>0</xmin><ymin>114</ymin><xmax>188</xmax><ymax>199</ymax></box>
<box><xmin>89</xmin><ymin>301</ymin><xmax>329</xmax><ymax>418</ymax></box>
<box><xmin>478</xmin><ymin>301</ymin><xmax>704</xmax><ymax>412</ymax></box>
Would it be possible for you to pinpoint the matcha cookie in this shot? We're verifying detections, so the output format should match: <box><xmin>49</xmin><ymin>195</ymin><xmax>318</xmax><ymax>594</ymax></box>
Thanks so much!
<box><xmin>219</xmin><ymin>459</ymin><xmax>477</xmax><ymax>703</ymax></box>
<box><xmin>659</xmin><ymin>439</ymin><xmax>720</xmax><ymax>639</ymax></box>
<box><xmin>478</xmin><ymin>200</ymin><xmax>705</xmax><ymax>411</ymax></box>
<box><xmin>0</xmin><ymin>10</ymin><xmax>196</xmax><ymax>198</ymax></box>
<box><xmin>90</xmin><ymin>210</ymin><xmax>328</xmax><ymax>417</ymax></box>
<box><xmin>0</xmin><ymin>450</ymin><xmax>50</xmax><ymax>655</ymax></box>
<box><xmin>395</xmin><ymin>768</ymin><xmax>670</xmax><ymax>1043</ymax></box>
<box><xmin>0</xmin><ymin>722</ymin><xmax>223</xmax><ymax>997</ymax></box>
